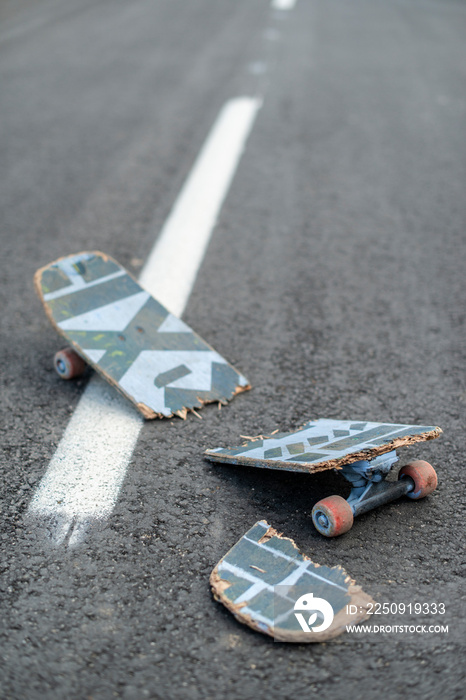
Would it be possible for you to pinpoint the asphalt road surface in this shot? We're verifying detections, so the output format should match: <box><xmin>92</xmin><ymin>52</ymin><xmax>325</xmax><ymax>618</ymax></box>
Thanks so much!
<box><xmin>1</xmin><ymin>0</ymin><xmax>465</xmax><ymax>698</ymax></box>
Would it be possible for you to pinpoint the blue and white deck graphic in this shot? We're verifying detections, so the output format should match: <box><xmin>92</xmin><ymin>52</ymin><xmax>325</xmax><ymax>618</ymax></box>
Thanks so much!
<box><xmin>210</xmin><ymin>521</ymin><xmax>374</xmax><ymax>642</ymax></box>
<box><xmin>36</xmin><ymin>251</ymin><xmax>250</xmax><ymax>419</ymax></box>
<box><xmin>206</xmin><ymin>419</ymin><xmax>441</xmax><ymax>473</ymax></box>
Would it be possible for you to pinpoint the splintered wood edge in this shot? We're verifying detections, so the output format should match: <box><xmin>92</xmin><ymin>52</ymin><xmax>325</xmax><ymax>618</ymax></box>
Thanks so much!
<box><xmin>137</xmin><ymin>383</ymin><xmax>251</xmax><ymax>421</ymax></box>
<box><xmin>205</xmin><ymin>426</ymin><xmax>443</xmax><ymax>473</ymax></box>
<box><xmin>210</xmin><ymin>522</ymin><xmax>376</xmax><ymax>643</ymax></box>
<box><xmin>35</xmin><ymin>252</ymin><xmax>251</xmax><ymax>420</ymax></box>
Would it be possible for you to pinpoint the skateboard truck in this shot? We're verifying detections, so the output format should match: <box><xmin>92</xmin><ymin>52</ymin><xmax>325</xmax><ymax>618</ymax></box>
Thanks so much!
<box><xmin>205</xmin><ymin>419</ymin><xmax>441</xmax><ymax>537</ymax></box>
<box><xmin>311</xmin><ymin>451</ymin><xmax>438</xmax><ymax>537</ymax></box>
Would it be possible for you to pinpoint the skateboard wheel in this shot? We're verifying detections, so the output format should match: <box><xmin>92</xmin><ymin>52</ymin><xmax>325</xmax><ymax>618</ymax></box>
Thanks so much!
<box><xmin>399</xmin><ymin>460</ymin><xmax>438</xmax><ymax>499</ymax></box>
<box><xmin>312</xmin><ymin>495</ymin><xmax>354</xmax><ymax>537</ymax></box>
<box><xmin>54</xmin><ymin>347</ymin><xmax>86</xmax><ymax>380</ymax></box>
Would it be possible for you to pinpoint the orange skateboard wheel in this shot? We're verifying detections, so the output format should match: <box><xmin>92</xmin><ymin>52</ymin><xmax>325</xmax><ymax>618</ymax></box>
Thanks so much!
<box><xmin>312</xmin><ymin>495</ymin><xmax>354</xmax><ymax>537</ymax></box>
<box><xmin>399</xmin><ymin>460</ymin><xmax>438</xmax><ymax>499</ymax></box>
<box><xmin>54</xmin><ymin>347</ymin><xmax>86</xmax><ymax>380</ymax></box>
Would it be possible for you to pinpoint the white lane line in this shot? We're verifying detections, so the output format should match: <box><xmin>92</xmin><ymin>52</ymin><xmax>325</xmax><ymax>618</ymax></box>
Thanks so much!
<box><xmin>271</xmin><ymin>0</ymin><xmax>297</xmax><ymax>10</ymax></box>
<box><xmin>140</xmin><ymin>97</ymin><xmax>262</xmax><ymax>313</ymax></box>
<box><xmin>28</xmin><ymin>97</ymin><xmax>262</xmax><ymax>546</ymax></box>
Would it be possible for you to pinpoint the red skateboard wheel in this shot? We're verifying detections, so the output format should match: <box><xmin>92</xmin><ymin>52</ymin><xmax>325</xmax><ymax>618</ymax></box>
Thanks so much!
<box><xmin>54</xmin><ymin>347</ymin><xmax>86</xmax><ymax>380</ymax></box>
<box><xmin>399</xmin><ymin>460</ymin><xmax>438</xmax><ymax>499</ymax></box>
<box><xmin>312</xmin><ymin>495</ymin><xmax>354</xmax><ymax>537</ymax></box>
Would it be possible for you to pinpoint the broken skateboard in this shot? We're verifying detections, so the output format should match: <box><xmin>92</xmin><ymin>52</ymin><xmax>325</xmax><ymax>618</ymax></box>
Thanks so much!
<box><xmin>205</xmin><ymin>419</ymin><xmax>442</xmax><ymax>536</ymax></box>
<box><xmin>35</xmin><ymin>251</ymin><xmax>250</xmax><ymax>419</ymax></box>
<box><xmin>211</xmin><ymin>520</ymin><xmax>374</xmax><ymax>642</ymax></box>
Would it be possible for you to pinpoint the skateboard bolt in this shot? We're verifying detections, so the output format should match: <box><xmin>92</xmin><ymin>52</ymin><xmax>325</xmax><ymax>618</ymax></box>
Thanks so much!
<box><xmin>316</xmin><ymin>513</ymin><xmax>329</xmax><ymax>529</ymax></box>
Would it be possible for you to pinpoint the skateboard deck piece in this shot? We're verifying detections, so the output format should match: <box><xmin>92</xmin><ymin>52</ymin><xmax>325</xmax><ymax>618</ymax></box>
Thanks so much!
<box><xmin>211</xmin><ymin>520</ymin><xmax>374</xmax><ymax>642</ymax></box>
<box><xmin>35</xmin><ymin>251</ymin><xmax>250</xmax><ymax>419</ymax></box>
<box><xmin>206</xmin><ymin>419</ymin><xmax>442</xmax><ymax>473</ymax></box>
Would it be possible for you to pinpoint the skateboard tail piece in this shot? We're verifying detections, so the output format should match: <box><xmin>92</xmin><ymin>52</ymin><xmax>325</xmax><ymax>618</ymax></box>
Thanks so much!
<box><xmin>35</xmin><ymin>251</ymin><xmax>251</xmax><ymax>419</ymax></box>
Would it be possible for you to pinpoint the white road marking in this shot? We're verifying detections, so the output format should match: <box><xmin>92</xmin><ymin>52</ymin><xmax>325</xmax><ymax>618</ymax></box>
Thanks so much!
<box><xmin>271</xmin><ymin>0</ymin><xmax>297</xmax><ymax>11</ymax></box>
<box><xmin>30</xmin><ymin>379</ymin><xmax>142</xmax><ymax>546</ymax></box>
<box><xmin>28</xmin><ymin>97</ymin><xmax>262</xmax><ymax>546</ymax></box>
<box><xmin>139</xmin><ymin>97</ymin><xmax>262</xmax><ymax>314</ymax></box>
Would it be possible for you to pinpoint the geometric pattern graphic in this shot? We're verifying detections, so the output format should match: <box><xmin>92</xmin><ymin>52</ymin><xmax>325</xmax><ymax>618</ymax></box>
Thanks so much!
<box><xmin>210</xmin><ymin>520</ymin><xmax>374</xmax><ymax>642</ymax></box>
<box><xmin>206</xmin><ymin>419</ymin><xmax>442</xmax><ymax>474</ymax></box>
<box><xmin>35</xmin><ymin>252</ymin><xmax>250</xmax><ymax>419</ymax></box>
